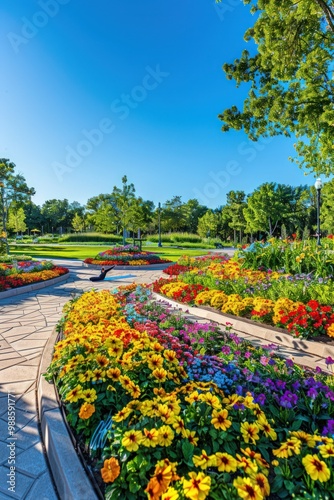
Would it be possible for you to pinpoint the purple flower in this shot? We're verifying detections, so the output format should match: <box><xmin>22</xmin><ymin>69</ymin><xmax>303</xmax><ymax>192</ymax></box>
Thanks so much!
<box><xmin>307</xmin><ymin>387</ymin><xmax>318</xmax><ymax>399</ymax></box>
<box><xmin>260</xmin><ymin>356</ymin><xmax>269</xmax><ymax>366</ymax></box>
<box><xmin>279</xmin><ymin>391</ymin><xmax>298</xmax><ymax>408</ymax></box>
<box><xmin>244</xmin><ymin>352</ymin><xmax>252</xmax><ymax>359</ymax></box>
<box><xmin>255</xmin><ymin>393</ymin><xmax>266</xmax><ymax>406</ymax></box>
<box><xmin>221</xmin><ymin>346</ymin><xmax>231</xmax><ymax>355</ymax></box>
<box><xmin>322</xmin><ymin>420</ymin><xmax>334</xmax><ymax>436</ymax></box>
<box><xmin>292</xmin><ymin>381</ymin><xmax>301</xmax><ymax>392</ymax></box>
<box><xmin>325</xmin><ymin>356</ymin><xmax>334</xmax><ymax>365</ymax></box>
<box><xmin>286</xmin><ymin>359</ymin><xmax>294</xmax><ymax>368</ymax></box>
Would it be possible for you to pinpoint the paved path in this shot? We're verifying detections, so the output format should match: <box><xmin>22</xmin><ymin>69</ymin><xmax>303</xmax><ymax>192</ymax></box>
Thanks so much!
<box><xmin>0</xmin><ymin>261</ymin><xmax>165</xmax><ymax>500</ymax></box>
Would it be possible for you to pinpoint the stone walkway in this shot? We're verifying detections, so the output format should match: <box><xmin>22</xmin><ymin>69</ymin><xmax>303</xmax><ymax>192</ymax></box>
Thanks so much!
<box><xmin>0</xmin><ymin>261</ymin><xmax>165</xmax><ymax>500</ymax></box>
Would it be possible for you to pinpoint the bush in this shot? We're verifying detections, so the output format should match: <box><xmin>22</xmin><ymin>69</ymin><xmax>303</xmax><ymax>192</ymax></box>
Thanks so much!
<box><xmin>59</xmin><ymin>232</ymin><xmax>124</xmax><ymax>243</ymax></box>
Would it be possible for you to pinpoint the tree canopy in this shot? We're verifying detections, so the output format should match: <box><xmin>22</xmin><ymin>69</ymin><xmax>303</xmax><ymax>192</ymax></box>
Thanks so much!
<box><xmin>218</xmin><ymin>0</ymin><xmax>334</xmax><ymax>176</ymax></box>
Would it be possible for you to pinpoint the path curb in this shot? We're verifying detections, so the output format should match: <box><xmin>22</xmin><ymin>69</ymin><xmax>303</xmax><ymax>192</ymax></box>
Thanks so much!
<box><xmin>84</xmin><ymin>262</ymin><xmax>172</xmax><ymax>271</ymax></box>
<box><xmin>37</xmin><ymin>327</ymin><xmax>99</xmax><ymax>500</ymax></box>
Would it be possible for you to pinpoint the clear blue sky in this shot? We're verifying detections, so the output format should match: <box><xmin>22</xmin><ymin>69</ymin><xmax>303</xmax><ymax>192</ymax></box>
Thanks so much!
<box><xmin>0</xmin><ymin>0</ymin><xmax>317</xmax><ymax>209</ymax></box>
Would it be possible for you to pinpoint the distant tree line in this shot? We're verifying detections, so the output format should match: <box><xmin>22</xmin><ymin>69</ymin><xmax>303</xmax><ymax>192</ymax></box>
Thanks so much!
<box><xmin>1</xmin><ymin>159</ymin><xmax>333</xmax><ymax>246</ymax></box>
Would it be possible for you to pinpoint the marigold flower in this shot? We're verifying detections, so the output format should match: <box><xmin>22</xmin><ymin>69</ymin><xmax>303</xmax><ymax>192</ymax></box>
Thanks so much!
<box><xmin>302</xmin><ymin>454</ymin><xmax>331</xmax><ymax>482</ymax></box>
<box><xmin>257</xmin><ymin>415</ymin><xmax>277</xmax><ymax>441</ymax></box>
<box><xmin>81</xmin><ymin>388</ymin><xmax>97</xmax><ymax>403</ymax></box>
<box><xmin>147</xmin><ymin>354</ymin><xmax>164</xmax><ymax>370</ymax></box>
<box><xmin>145</xmin><ymin>463</ymin><xmax>173</xmax><ymax>498</ymax></box>
<box><xmin>161</xmin><ymin>487</ymin><xmax>179</xmax><ymax>500</ymax></box>
<box><xmin>211</xmin><ymin>409</ymin><xmax>232</xmax><ymax>431</ymax></box>
<box><xmin>113</xmin><ymin>406</ymin><xmax>133</xmax><ymax>422</ymax></box>
<box><xmin>290</xmin><ymin>431</ymin><xmax>316</xmax><ymax>448</ymax></box>
<box><xmin>65</xmin><ymin>384</ymin><xmax>83</xmax><ymax>403</ymax></box>
<box><xmin>158</xmin><ymin>425</ymin><xmax>175</xmax><ymax>446</ymax></box>
<box><xmin>233</xmin><ymin>476</ymin><xmax>263</xmax><ymax>500</ymax></box>
<box><xmin>250</xmin><ymin>473</ymin><xmax>270</xmax><ymax>497</ymax></box>
<box><xmin>78</xmin><ymin>402</ymin><xmax>95</xmax><ymax>420</ymax></box>
<box><xmin>318</xmin><ymin>443</ymin><xmax>334</xmax><ymax>458</ymax></box>
<box><xmin>273</xmin><ymin>437</ymin><xmax>301</xmax><ymax>458</ymax></box>
<box><xmin>183</xmin><ymin>471</ymin><xmax>211</xmax><ymax>500</ymax></box>
<box><xmin>193</xmin><ymin>450</ymin><xmax>216</xmax><ymax>470</ymax></box>
<box><xmin>106</xmin><ymin>367</ymin><xmax>121</xmax><ymax>381</ymax></box>
<box><xmin>100</xmin><ymin>457</ymin><xmax>120</xmax><ymax>483</ymax></box>
<box><xmin>121</xmin><ymin>430</ymin><xmax>143</xmax><ymax>452</ymax></box>
<box><xmin>181</xmin><ymin>429</ymin><xmax>199</xmax><ymax>446</ymax></box>
<box><xmin>142</xmin><ymin>428</ymin><xmax>160</xmax><ymax>448</ymax></box>
<box><xmin>240</xmin><ymin>422</ymin><xmax>260</xmax><ymax>444</ymax></box>
<box><xmin>215</xmin><ymin>452</ymin><xmax>237</xmax><ymax>473</ymax></box>
<box><xmin>152</xmin><ymin>368</ymin><xmax>168</xmax><ymax>382</ymax></box>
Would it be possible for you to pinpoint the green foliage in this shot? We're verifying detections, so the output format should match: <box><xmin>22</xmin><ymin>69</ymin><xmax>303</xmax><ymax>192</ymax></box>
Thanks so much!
<box><xmin>218</xmin><ymin>0</ymin><xmax>334</xmax><ymax>175</ymax></box>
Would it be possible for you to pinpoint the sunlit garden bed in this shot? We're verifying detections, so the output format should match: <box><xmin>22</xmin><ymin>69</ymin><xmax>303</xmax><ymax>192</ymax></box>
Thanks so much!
<box><xmin>46</xmin><ymin>285</ymin><xmax>334</xmax><ymax>499</ymax></box>
<box><xmin>83</xmin><ymin>244</ymin><xmax>172</xmax><ymax>267</ymax></box>
<box><xmin>154</xmin><ymin>246</ymin><xmax>334</xmax><ymax>341</ymax></box>
<box><xmin>0</xmin><ymin>255</ymin><xmax>69</xmax><ymax>291</ymax></box>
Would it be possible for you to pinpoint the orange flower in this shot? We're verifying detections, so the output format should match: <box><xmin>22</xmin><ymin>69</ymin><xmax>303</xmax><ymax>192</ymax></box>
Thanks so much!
<box><xmin>101</xmin><ymin>457</ymin><xmax>120</xmax><ymax>483</ymax></box>
<box><xmin>78</xmin><ymin>403</ymin><xmax>95</xmax><ymax>420</ymax></box>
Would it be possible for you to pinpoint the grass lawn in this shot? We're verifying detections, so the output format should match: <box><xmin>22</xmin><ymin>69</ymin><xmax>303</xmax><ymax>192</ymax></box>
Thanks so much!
<box><xmin>9</xmin><ymin>244</ymin><xmax>212</xmax><ymax>262</ymax></box>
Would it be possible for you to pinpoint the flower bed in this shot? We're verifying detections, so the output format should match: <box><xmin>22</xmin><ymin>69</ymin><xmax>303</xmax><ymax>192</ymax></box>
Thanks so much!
<box><xmin>0</xmin><ymin>259</ymin><xmax>69</xmax><ymax>291</ymax></box>
<box><xmin>84</xmin><ymin>245</ymin><xmax>172</xmax><ymax>267</ymax></box>
<box><xmin>46</xmin><ymin>285</ymin><xmax>334</xmax><ymax>499</ymax></box>
<box><xmin>155</xmin><ymin>256</ymin><xmax>334</xmax><ymax>340</ymax></box>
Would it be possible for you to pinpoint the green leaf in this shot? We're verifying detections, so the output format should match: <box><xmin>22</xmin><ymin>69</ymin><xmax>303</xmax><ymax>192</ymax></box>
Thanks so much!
<box><xmin>182</xmin><ymin>440</ymin><xmax>194</xmax><ymax>462</ymax></box>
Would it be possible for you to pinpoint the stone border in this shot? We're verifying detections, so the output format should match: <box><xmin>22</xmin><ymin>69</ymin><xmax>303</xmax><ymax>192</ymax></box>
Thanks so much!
<box><xmin>37</xmin><ymin>327</ymin><xmax>99</xmax><ymax>500</ymax></box>
<box><xmin>152</xmin><ymin>293</ymin><xmax>334</xmax><ymax>362</ymax></box>
<box><xmin>0</xmin><ymin>272</ymin><xmax>70</xmax><ymax>299</ymax></box>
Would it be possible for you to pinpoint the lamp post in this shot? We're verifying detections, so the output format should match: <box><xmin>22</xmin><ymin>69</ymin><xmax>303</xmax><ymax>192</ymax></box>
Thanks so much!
<box><xmin>314</xmin><ymin>178</ymin><xmax>323</xmax><ymax>246</ymax></box>
<box><xmin>158</xmin><ymin>202</ymin><xmax>162</xmax><ymax>247</ymax></box>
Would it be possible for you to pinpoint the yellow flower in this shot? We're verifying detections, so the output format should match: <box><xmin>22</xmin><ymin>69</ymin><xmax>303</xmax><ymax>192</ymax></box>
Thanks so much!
<box><xmin>152</xmin><ymin>368</ymin><xmax>168</xmax><ymax>382</ymax></box>
<box><xmin>233</xmin><ymin>476</ymin><xmax>263</xmax><ymax>500</ymax></box>
<box><xmin>142</xmin><ymin>428</ymin><xmax>160</xmax><ymax>448</ymax></box>
<box><xmin>185</xmin><ymin>391</ymin><xmax>201</xmax><ymax>404</ymax></box>
<box><xmin>211</xmin><ymin>409</ymin><xmax>232</xmax><ymax>431</ymax></box>
<box><xmin>121</xmin><ymin>430</ymin><xmax>143</xmax><ymax>452</ymax></box>
<box><xmin>236</xmin><ymin>454</ymin><xmax>258</xmax><ymax>475</ymax></box>
<box><xmin>173</xmin><ymin>417</ymin><xmax>186</xmax><ymax>434</ymax></box>
<box><xmin>65</xmin><ymin>384</ymin><xmax>83</xmax><ymax>403</ymax></box>
<box><xmin>100</xmin><ymin>457</ymin><xmax>120</xmax><ymax>483</ymax></box>
<box><xmin>215</xmin><ymin>452</ymin><xmax>237</xmax><ymax>473</ymax></box>
<box><xmin>199</xmin><ymin>392</ymin><xmax>221</xmax><ymax>408</ymax></box>
<box><xmin>290</xmin><ymin>431</ymin><xmax>316</xmax><ymax>448</ymax></box>
<box><xmin>161</xmin><ymin>487</ymin><xmax>179</xmax><ymax>500</ymax></box>
<box><xmin>113</xmin><ymin>406</ymin><xmax>133</xmax><ymax>422</ymax></box>
<box><xmin>78</xmin><ymin>403</ymin><xmax>95</xmax><ymax>420</ymax></box>
<box><xmin>183</xmin><ymin>471</ymin><xmax>211</xmax><ymax>500</ymax></box>
<box><xmin>158</xmin><ymin>425</ymin><xmax>175</xmax><ymax>446</ymax></box>
<box><xmin>250</xmin><ymin>473</ymin><xmax>270</xmax><ymax>497</ymax></box>
<box><xmin>181</xmin><ymin>429</ymin><xmax>199</xmax><ymax>446</ymax></box>
<box><xmin>273</xmin><ymin>437</ymin><xmax>301</xmax><ymax>458</ymax></box>
<box><xmin>147</xmin><ymin>353</ymin><xmax>164</xmax><ymax>370</ymax></box>
<box><xmin>81</xmin><ymin>388</ymin><xmax>97</xmax><ymax>403</ymax></box>
<box><xmin>193</xmin><ymin>450</ymin><xmax>216</xmax><ymax>470</ymax></box>
<box><xmin>302</xmin><ymin>454</ymin><xmax>331</xmax><ymax>482</ymax></box>
<box><xmin>91</xmin><ymin>369</ymin><xmax>106</xmax><ymax>382</ymax></box>
<box><xmin>257</xmin><ymin>415</ymin><xmax>277</xmax><ymax>441</ymax></box>
<box><xmin>106</xmin><ymin>367</ymin><xmax>121</xmax><ymax>381</ymax></box>
<box><xmin>240</xmin><ymin>422</ymin><xmax>260</xmax><ymax>444</ymax></box>
<box><xmin>318</xmin><ymin>443</ymin><xmax>334</xmax><ymax>458</ymax></box>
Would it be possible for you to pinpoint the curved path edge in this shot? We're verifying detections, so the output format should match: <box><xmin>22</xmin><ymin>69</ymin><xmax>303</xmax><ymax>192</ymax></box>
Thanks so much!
<box><xmin>37</xmin><ymin>326</ymin><xmax>99</xmax><ymax>500</ymax></box>
<box><xmin>152</xmin><ymin>292</ymin><xmax>334</xmax><ymax>373</ymax></box>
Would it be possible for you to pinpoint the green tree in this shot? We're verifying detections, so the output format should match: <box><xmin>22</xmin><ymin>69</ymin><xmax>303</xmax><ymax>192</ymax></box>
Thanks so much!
<box><xmin>218</xmin><ymin>0</ymin><xmax>334</xmax><ymax>175</ymax></box>
<box><xmin>7</xmin><ymin>206</ymin><xmax>27</xmax><ymax>235</ymax></box>
<box><xmin>222</xmin><ymin>191</ymin><xmax>247</xmax><ymax>244</ymax></box>
<box><xmin>197</xmin><ymin>210</ymin><xmax>220</xmax><ymax>238</ymax></box>
<box><xmin>71</xmin><ymin>212</ymin><xmax>85</xmax><ymax>233</ymax></box>
<box><xmin>111</xmin><ymin>176</ymin><xmax>136</xmax><ymax>244</ymax></box>
<box><xmin>161</xmin><ymin>196</ymin><xmax>188</xmax><ymax>233</ymax></box>
<box><xmin>243</xmin><ymin>183</ymin><xmax>292</xmax><ymax>236</ymax></box>
<box><xmin>320</xmin><ymin>178</ymin><xmax>334</xmax><ymax>233</ymax></box>
<box><xmin>0</xmin><ymin>159</ymin><xmax>35</xmax><ymax>253</ymax></box>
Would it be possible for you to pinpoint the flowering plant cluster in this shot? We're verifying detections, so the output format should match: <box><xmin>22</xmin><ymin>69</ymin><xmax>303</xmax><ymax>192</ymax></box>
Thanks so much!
<box><xmin>236</xmin><ymin>238</ymin><xmax>334</xmax><ymax>278</ymax></box>
<box><xmin>84</xmin><ymin>246</ymin><xmax>172</xmax><ymax>266</ymax></box>
<box><xmin>0</xmin><ymin>262</ymin><xmax>68</xmax><ymax>292</ymax></box>
<box><xmin>46</xmin><ymin>286</ymin><xmax>334</xmax><ymax>499</ymax></box>
<box><xmin>158</xmin><ymin>255</ymin><xmax>334</xmax><ymax>340</ymax></box>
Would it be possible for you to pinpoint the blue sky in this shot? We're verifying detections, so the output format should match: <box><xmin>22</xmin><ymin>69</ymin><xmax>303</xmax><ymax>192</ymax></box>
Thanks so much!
<box><xmin>0</xmin><ymin>0</ymin><xmax>316</xmax><ymax>209</ymax></box>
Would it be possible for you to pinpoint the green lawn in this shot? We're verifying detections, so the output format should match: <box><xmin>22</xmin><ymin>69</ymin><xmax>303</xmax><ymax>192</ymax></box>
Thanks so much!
<box><xmin>9</xmin><ymin>244</ymin><xmax>211</xmax><ymax>262</ymax></box>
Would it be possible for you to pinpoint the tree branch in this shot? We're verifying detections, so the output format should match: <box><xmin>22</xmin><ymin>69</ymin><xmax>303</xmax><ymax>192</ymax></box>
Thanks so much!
<box><xmin>314</xmin><ymin>0</ymin><xmax>334</xmax><ymax>32</ymax></box>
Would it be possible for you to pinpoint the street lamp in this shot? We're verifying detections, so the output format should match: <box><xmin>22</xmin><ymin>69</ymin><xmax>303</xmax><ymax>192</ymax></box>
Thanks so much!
<box><xmin>158</xmin><ymin>202</ymin><xmax>162</xmax><ymax>247</ymax></box>
<box><xmin>314</xmin><ymin>178</ymin><xmax>323</xmax><ymax>246</ymax></box>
